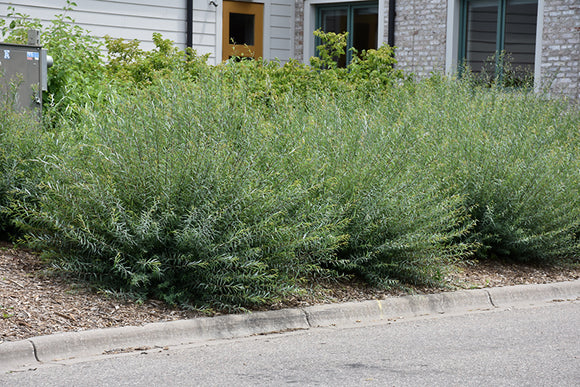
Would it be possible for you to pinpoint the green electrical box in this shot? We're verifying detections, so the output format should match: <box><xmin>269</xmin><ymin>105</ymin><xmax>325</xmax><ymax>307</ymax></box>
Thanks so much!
<box><xmin>0</xmin><ymin>42</ymin><xmax>51</xmax><ymax>117</ymax></box>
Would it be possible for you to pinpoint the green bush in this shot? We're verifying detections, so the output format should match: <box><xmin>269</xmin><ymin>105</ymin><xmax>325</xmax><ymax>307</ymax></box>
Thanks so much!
<box><xmin>310</xmin><ymin>29</ymin><xmax>348</xmax><ymax>70</ymax></box>
<box><xmin>267</xmin><ymin>89</ymin><xmax>476</xmax><ymax>288</ymax></box>
<box><xmin>348</xmin><ymin>45</ymin><xmax>405</xmax><ymax>89</ymax></box>
<box><xmin>0</xmin><ymin>100</ymin><xmax>48</xmax><ymax>239</ymax></box>
<box><xmin>20</xmin><ymin>79</ymin><xmax>349</xmax><ymax>310</ymax></box>
<box><xmin>393</xmin><ymin>79</ymin><xmax>580</xmax><ymax>263</ymax></box>
<box><xmin>17</xmin><ymin>66</ymin><xmax>479</xmax><ymax>309</ymax></box>
<box><xmin>105</xmin><ymin>33</ymin><xmax>210</xmax><ymax>87</ymax></box>
<box><xmin>2</xmin><ymin>9</ymin><xmax>578</xmax><ymax>311</ymax></box>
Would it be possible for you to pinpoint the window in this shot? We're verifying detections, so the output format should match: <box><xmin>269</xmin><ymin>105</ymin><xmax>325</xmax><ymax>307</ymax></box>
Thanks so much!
<box><xmin>459</xmin><ymin>0</ymin><xmax>537</xmax><ymax>81</ymax></box>
<box><xmin>222</xmin><ymin>1</ymin><xmax>263</xmax><ymax>61</ymax></box>
<box><xmin>230</xmin><ymin>13</ymin><xmax>255</xmax><ymax>46</ymax></box>
<box><xmin>316</xmin><ymin>2</ymin><xmax>378</xmax><ymax>67</ymax></box>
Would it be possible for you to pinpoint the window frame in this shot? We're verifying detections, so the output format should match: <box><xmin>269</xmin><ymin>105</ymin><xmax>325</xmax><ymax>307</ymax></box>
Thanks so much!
<box><xmin>314</xmin><ymin>1</ymin><xmax>379</xmax><ymax>65</ymax></box>
<box><xmin>458</xmin><ymin>0</ymin><xmax>539</xmax><ymax>78</ymax></box>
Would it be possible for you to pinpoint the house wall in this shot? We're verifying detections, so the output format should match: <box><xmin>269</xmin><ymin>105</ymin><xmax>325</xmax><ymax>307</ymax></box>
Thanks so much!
<box><xmin>295</xmin><ymin>0</ymin><xmax>578</xmax><ymax>100</ymax></box>
<box><xmin>298</xmin><ymin>0</ymin><xmax>386</xmax><ymax>64</ymax></box>
<box><xmin>541</xmin><ymin>0</ymin><xmax>579</xmax><ymax>100</ymax></box>
<box><xmin>192</xmin><ymin>0</ymin><xmax>219</xmax><ymax>63</ymax></box>
<box><xmin>294</xmin><ymin>0</ymin><xmax>305</xmax><ymax>62</ymax></box>
<box><xmin>270</xmin><ymin>0</ymin><xmax>295</xmax><ymax>61</ymax></box>
<box><xmin>294</xmin><ymin>0</ymin><xmax>448</xmax><ymax>75</ymax></box>
<box><xmin>386</xmin><ymin>0</ymin><xmax>448</xmax><ymax>78</ymax></box>
<box><xmin>0</xmin><ymin>0</ymin><xmax>187</xmax><ymax>50</ymax></box>
<box><xmin>0</xmin><ymin>0</ymin><xmax>295</xmax><ymax>65</ymax></box>
<box><xmin>4</xmin><ymin>1</ymin><xmax>577</xmax><ymax>98</ymax></box>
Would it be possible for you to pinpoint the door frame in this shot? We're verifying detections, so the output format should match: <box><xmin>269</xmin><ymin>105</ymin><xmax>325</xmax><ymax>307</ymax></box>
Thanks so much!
<box><xmin>217</xmin><ymin>0</ymin><xmax>270</xmax><ymax>62</ymax></box>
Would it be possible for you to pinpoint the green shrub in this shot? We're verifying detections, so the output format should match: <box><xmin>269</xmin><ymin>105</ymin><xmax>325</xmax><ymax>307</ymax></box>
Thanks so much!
<box><xmin>3</xmin><ymin>9</ymin><xmax>578</xmax><ymax>312</ymax></box>
<box><xmin>105</xmin><ymin>33</ymin><xmax>210</xmax><ymax>86</ymax></box>
<box><xmin>310</xmin><ymin>29</ymin><xmax>348</xmax><ymax>70</ymax></box>
<box><xmin>0</xmin><ymin>99</ymin><xmax>48</xmax><ymax>239</ymax></box>
<box><xmin>397</xmin><ymin>79</ymin><xmax>580</xmax><ymax>263</ymax></box>
<box><xmin>20</xmin><ymin>79</ymin><xmax>348</xmax><ymax>310</ymax></box>
<box><xmin>347</xmin><ymin>45</ymin><xmax>405</xmax><ymax>89</ymax></box>
<box><xmin>290</xmin><ymin>90</ymin><xmax>476</xmax><ymax>287</ymax></box>
<box><xmin>0</xmin><ymin>5</ymin><xmax>42</xmax><ymax>43</ymax></box>
<box><xmin>17</xmin><ymin>67</ymin><xmax>481</xmax><ymax>308</ymax></box>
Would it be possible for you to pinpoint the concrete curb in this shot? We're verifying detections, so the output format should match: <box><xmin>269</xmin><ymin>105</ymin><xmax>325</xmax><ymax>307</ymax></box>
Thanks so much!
<box><xmin>30</xmin><ymin>308</ymin><xmax>308</xmax><ymax>364</ymax></box>
<box><xmin>303</xmin><ymin>288</ymin><xmax>494</xmax><ymax>328</ymax></box>
<box><xmin>486</xmin><ymin>281</ymin><xmax>580</xmax><ymax>307</ymax></box>
<box><xmin>1</xmin><ymin>279</ymin><xmax>578</xmax><ymax>373</ymax></box>
<box><xmin>0</xmin><ymin>340</ymin><xmax>36</xmax><ymax>372</ymax></box>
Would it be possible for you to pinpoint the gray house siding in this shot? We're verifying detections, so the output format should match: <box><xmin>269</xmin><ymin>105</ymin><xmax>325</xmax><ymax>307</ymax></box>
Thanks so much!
<box><xmin>191</xmin><ymin>0</ymin><xmax>218</xmax><ymax>63</ymax></box>
<box><xmin>271</xmin><ymin>1</ymin><xmax>295</xmax><ymax>61</ymax></box>
<box><xmin>1</xmin><ymin>0</ymin><xmax>295</xmax><ymax>65</ymax></box>
<box><xmin>1</xmin><ymin>0</ymin><xmax>186</xmax><ymax>51</ymax></box>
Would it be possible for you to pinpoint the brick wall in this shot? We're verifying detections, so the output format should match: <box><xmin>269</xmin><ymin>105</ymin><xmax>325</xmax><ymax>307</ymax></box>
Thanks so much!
<box><xmin>541</xmin><ymin>0</ymin><xmax>580</xmax><ymax>100</ymax></box>
<box><xmin>388</xmin><ymin>0</ymin><xmax>448</xmax><ymax>78</ymax></box>
<box><xmin>293</xmin><ymin>0</ymin><xmax>579</xmax><ymax>100</ymax></box>
<box><xmin>294</xmin><ymin>0</ymin><xmax>304</xmax><ymax>62</ymax></box>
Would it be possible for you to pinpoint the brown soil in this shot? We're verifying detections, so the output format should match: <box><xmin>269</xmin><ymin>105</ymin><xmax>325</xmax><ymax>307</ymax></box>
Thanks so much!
<box><xmin>1</xmin><ymin>241</ymin><xmax>579</xmax><ymax>342</ymax></box>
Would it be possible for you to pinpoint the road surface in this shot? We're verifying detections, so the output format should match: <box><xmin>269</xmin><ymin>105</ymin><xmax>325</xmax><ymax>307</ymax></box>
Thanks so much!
<box><xmin>1</xmin><ymin>301</ymin><xmax>578</xmax><ymax>386</ymax></box>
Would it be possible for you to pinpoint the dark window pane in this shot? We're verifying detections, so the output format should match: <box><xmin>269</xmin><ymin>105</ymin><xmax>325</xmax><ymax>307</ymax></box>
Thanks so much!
<box><xmin>504</xmin><ymin>0</ymin><xmax>537</xmax><ymax>74</ymax></box>
<box><xmin>319</xmin><ymin>8</ymin><xmax>348</xmax><ymax>67</ymax></box>
<box><xmin>230</xmin><ymin>13</ymin><xmax>254</xmax><ymax>45</ymax></box>
<box><xmin>465</xmin><ymin>1</ymin><xmax>498</xmax><ymax>73</ymax></box>
<box><xmin>353</xmin><ymin>6</ymin><xmax>378</xmax><ymax>53</ymax></box>
<box><xmin>320</xmin><ymin>8</ymin><xmax>348</xmax><ymax>33</ymax></box>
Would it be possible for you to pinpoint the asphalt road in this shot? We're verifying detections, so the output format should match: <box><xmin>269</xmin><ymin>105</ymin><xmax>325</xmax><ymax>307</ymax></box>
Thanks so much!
<box><xmin>1</xmin><ymin>301</ymin><xmax>578</xmax><ymax>386</ymax></box>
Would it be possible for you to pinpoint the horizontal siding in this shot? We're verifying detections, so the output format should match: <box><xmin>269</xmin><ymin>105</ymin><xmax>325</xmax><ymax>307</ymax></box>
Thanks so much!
<box><xmin>192</xmin><ymin>0</ymin><xmax>217</xmax><ymax>64</ymax></box>
<box><xmin>270</xmin><ymin>49</ymin><xmax>292</xmax><ymax>60</ymax></box>
<box><xmin>271</xmin><ymin>25</ymin><xmax>291</xmax><ymax>38</ymax></box>
<box><xmin>271</xmin><ymin>3</ymin><xmax>292</xmax><ymax>15</ymax></box>
<box><xmin>5</xmin><ymin>0</ymin><xmax>183</xmax><ymax>14</ymax></box>
<box><xmin>1</xmin><ymin>0</ymin><xmax>296</xmax><ymax>64</ymax></box>
<box><xmin>271</xmin><ymin>37</ymin><xmax>292</xmax><ymax>50</ymax></box>
<box><xmin>1</xmin><ymin>0</ymin><xmax>186</xmax><ymax>51</ymax></box>
<box><xmin>269</xmin><ymin>0</ymin><xmax>293</xmax><ymax>62</ymax></box>
<box><xmin>192</xmin><ymin>32</ymin><xmax>216</xmax><ymax>47</ymax></box>
<box><xmin>271</xmin><ymin>15</ymin><xmax>291</xmax><ymax>28</ymax></box>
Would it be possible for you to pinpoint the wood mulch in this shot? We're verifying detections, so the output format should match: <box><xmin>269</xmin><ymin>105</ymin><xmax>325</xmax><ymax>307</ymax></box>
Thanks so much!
<box><xmin>1</xmin><ymin>241</ymin><xmax>578</xmax><ymax>342</ymax></box>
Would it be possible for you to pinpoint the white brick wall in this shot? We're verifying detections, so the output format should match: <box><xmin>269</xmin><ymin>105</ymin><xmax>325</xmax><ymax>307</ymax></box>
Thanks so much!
<box><xmin>541</xmin><ymin>0</ymin><xmax>580</xmax><ymax>100</ymax></box>
<box><xmin>294</xmin><ymin>0</ymin><xmax>304</xmax><ymax>62</ymax></box>
<box><xmin>388</xmin><ymin>0</ymin><xmax>448</xmax><ymax>78</ymax></box>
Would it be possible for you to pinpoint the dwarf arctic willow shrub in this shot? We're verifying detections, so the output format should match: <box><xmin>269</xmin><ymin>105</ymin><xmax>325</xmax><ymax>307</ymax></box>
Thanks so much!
<box><xmin>22</xmin><ymin>76</ymin><xmax>349</xmax><ymax>310</ymax></box>
<box><xmin>0</xmin><ymin>99</ymin><xmax>50</xmax><ymax>239</ymax></box>
<box><xmin>9</xmin><ymin>21</ymin><xmax>577</xmax><ymax>310</ymax></box>
<box><xmin>248</xmin><ymin>82</ymin><xmax>476</xmax><ymax>288</ymax></box>
<box><xmin>390</xmin><ymin>77</ymin><xmax>580</xmax><ymax>263</ymax></box>
<box><xmin>19</xmin><ymin>59</ymin><xmax>476</xmax><ymax>308</ymax></box>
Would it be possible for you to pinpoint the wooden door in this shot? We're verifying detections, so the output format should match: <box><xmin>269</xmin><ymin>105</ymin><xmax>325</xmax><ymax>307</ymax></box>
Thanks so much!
<box><xmin>222</xmin><ymin>1</ymin><xmax>263</xmax><ymax>61</ymax></box>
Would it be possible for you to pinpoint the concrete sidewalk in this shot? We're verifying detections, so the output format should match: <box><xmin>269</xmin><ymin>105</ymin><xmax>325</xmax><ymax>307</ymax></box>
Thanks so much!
<box><xmin>2</xmin><ymin>280</ymin><xmax>579</xmax><ymax>373</ymax></box>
